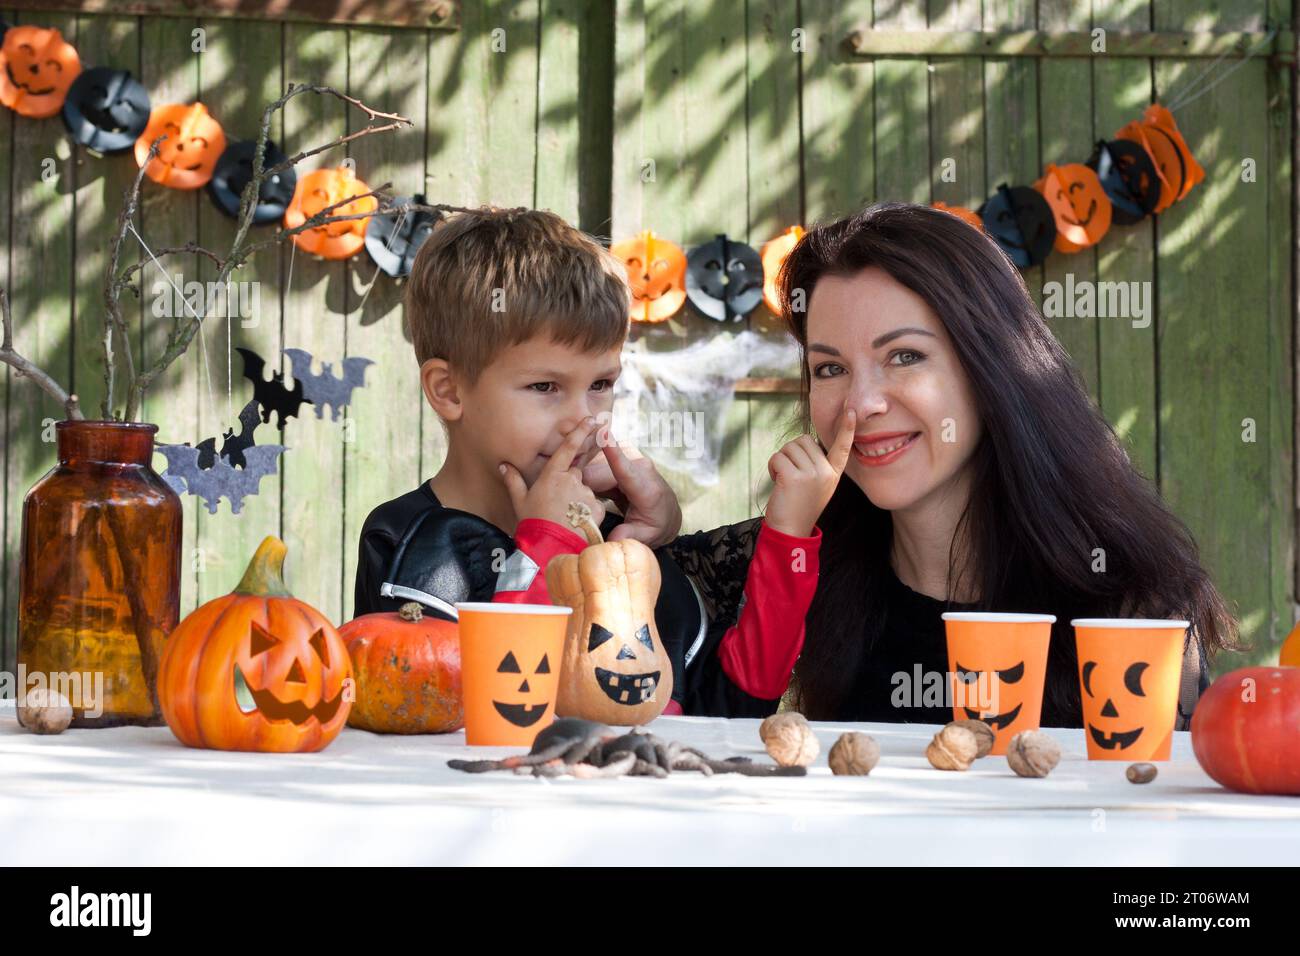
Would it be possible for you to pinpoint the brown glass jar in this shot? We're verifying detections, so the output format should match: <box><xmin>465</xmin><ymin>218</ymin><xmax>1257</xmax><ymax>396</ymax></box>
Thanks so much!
<box><xmin>18</xmin><ymin>420</ymin><xmax>182</xmax><ymax>727</ymax></box>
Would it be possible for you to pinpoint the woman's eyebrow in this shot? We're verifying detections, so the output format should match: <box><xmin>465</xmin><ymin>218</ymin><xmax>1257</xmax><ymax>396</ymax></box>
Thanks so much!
<box><xmin>871</xmin><ymin>327</ymin><xmax>938</xmax><ymax>348</ymax></box>
<box><xmin>807</xmin><ymin>342</ymin><xmax>841</xmax><ymax>356</ymax></box>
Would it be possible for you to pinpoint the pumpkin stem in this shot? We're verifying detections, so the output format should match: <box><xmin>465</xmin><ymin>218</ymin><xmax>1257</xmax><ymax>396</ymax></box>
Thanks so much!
<box><xmin>233</xmin><ymin>536</ymin><xmax>293</xmax><ymax>597</ymax></box>
<box><xmin>565</xmin><ymin>500</ymin><xmax>604</xmax><ymax>546</ymax></box>
<box><xmin>398</xmin><ymin>601</ymin><xmax>424</xmax><ymax>622</ymax></box>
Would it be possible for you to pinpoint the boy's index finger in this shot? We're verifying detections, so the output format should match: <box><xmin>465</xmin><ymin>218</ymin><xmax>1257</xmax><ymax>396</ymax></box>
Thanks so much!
<box><xmin>544</xmin><ymin>417</ymin><xmax>597</xmax><ymax>476</ymax></box>
<box><xmin>826</xmin><ymin>405</ymin><xmax>857</xmax><ymax>474</ymax></box>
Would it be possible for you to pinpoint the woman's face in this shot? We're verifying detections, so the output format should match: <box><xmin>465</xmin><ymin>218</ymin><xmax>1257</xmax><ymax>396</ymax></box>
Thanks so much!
<box><xmin>805</xmin><ymin>266</ymin><xmax>982</xmax><ymax>512</ymax></box>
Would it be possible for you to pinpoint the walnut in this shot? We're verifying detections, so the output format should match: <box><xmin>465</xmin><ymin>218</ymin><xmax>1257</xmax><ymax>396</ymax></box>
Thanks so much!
<box><xmin>18</xmin><ymin>688</ymin><xmax>73</xmax><ymax>735</ymax></box>
<box><xmin>828</xmin><ymin>732</ymin><xmax>880</xmax><ymax>775</ymax></box>
<box><xmin>1006</xmin><ymin>730</ymin><xmax>1061</xmax><ymax>777</ymax></box>
<box><xmin>1126</xmin><ymin>762</ymin><xmax>1158</xmax><ymax>784</ymax></box>
<box><xmin>926</xmin><ymin>724</ymin><xmax>978</xmax><ymax>771</ymax></box>
<box><xmin>759</xmin><ymin>709</ymin><xmax>807</xmax><ymax>742</ymax></box>
<box><xmin>761</xmin><ymin>712</ymin><xmax>819</xmax><ymax>767</ymax></box>
<box><xmin>950</xmin><ymin>718</ymin><xmax>995</xmax><ymax>758</ymax></box>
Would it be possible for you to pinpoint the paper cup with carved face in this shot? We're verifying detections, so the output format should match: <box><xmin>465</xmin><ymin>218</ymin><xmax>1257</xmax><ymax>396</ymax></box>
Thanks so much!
<box><xmin>1072</xmin><ymin>618</ymin><xmax>1187</xmax><ymax>761</ymax></box>
<box><xmin>455</xmin><ymin>603</ymin><xmax>571</xmax><ymax>746</ymax></box>
<box><xmin>942</xmin><ymin>612</ymin><xmax>1055</xmax><ymax>755</ymax></box>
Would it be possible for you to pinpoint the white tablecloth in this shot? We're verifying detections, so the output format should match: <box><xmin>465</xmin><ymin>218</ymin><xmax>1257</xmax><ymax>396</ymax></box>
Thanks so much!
<box><xmin>2</xmin><ymin>701</ymin><xmax>1296</xmax><ymax>865</ymax></box>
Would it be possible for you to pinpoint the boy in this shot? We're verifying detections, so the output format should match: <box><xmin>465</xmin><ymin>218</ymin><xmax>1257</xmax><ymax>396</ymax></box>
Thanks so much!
<box><xmin>353</xmin><ymin>207</ymin><xmax>851</xmax><ymax>716</ymax></box>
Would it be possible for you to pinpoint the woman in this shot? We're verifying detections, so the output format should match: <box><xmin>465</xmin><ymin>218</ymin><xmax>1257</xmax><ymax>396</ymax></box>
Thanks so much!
<box><xmin>669</xmin><ymin>202</ymin><xmax>1239</xmax><ymax>727</ymax></box>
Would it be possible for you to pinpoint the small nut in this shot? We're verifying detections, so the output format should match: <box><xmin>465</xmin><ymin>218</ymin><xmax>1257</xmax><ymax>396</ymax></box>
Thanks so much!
<box><xmin>1006</xmin><ymin>730</ymin><xmax>1061</xmax><ymax>777</ymax></box>
<box><xmin>762</xmin><ymin>712</ymin><xmax>819</xmax><ymax>767</ymax></box>
<box><xmin>759</xmin><ymin>709</ymin><xmax>807</xmax><ymax>743</ymax></box>
<box><xmin>828</xmin><ymin>732</ymin><xmax>880</xmax><ymax>775</ymax></box>
<box><xmin>949</xmin><ymin>718</ymin><xmax>995</xmax><ymax>758</ymax></box>
<box><xmin>926</xmin><ymin>725</ymin><xmax>978</xmax><ymax>771</ymax></box>
<box><xmin>1126</xmin><ymin>762</ymin><xmax>1158</xmax><ymax>784</ymax></box>
<box><xmin>18</xmin><ymin>688</ymin><xmax>73</xmax><ymax>735</ymax></box>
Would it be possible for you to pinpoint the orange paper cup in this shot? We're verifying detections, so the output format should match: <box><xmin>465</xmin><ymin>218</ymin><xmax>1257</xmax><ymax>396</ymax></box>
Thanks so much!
<box><xmin>455</xmin><ymin>602</ymin><xmax>571</xmax><ymax>746</ymax></box>
<box><xmin>942</xmin><ymin>612</ymin><xmax>1056</xmax><ymax>755</ymax></box>
<box><xmin>1072</xmin><ymin>618</ymin><xmax>1188</xmax><ymax>761</ymax></box>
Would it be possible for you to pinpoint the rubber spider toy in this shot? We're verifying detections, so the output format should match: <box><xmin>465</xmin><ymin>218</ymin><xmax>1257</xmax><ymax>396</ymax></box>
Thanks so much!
<box><xmin>448</xmin><ymin>718</ymin><xmax>806</xmax><ymax>779</ymax></box>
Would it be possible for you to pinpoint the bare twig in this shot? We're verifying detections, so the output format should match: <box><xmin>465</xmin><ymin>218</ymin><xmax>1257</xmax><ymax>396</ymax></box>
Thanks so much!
<box><xmin>0</xmin><ymin>287</ymin><xmax>83</xmax><ymax>420</ymax></box>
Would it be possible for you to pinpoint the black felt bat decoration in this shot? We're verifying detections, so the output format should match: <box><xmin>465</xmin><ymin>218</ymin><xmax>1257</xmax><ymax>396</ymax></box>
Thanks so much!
<box><xmin>236</xmin><ymin>346</ymin><xmax>305</xmax><ymax>426</ymax></box>
<box><xmin>284</xmin><ymin>348</ymin><xmax>374</xmax><ymax>421</ymax></box>
<box><xmin>193</xmin><ymin>399</ymin><xmax>262</xmax><ymax>470</ymax></box>
<box><xmin>158</xmin><ymin>444</ymin><xmax>286</xmax><ymax>515</ymax></box>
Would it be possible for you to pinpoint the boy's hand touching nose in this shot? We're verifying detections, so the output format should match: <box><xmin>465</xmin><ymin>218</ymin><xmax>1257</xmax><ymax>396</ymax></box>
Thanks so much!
<box><xmin>500</xmin><ymin>418</ymin><xmax>606</xmax><ymax>532</ymax></box>
<box><xmin>581</xmin><ymin>428</ymin><xmax>682</xmax><ymax>548</ymax></box>
<box><xmin>763</xmin><ymin>405</ymin><xmax>856</xmax><ymax>538</ymax></box>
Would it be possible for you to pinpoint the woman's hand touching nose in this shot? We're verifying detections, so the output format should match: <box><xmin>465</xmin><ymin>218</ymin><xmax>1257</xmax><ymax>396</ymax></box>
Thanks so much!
<box><xmin>763</xmin><ymin>405</ymin><xmax>856</xmax><ymax>537</ymax></box>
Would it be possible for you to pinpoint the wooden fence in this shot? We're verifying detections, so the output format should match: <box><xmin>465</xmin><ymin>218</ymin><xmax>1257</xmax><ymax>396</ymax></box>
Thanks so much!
<box><xmin>1</xmin><ymin>0</ymin><xmax>1293</xmax><ymax>678</ymax></box>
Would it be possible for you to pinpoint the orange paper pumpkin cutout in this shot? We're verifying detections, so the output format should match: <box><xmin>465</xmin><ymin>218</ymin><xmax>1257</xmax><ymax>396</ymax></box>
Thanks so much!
<box><xmin>761</xmin><ymin>225</ymin><xmax>804</xmax><ymax>315</ymax></box>
<box><xmin>134</xmin><ymin>102</ymin><xmax>226</xmax><ymax>190</ymax></box>
<box><xmin>943</xmin><ymin>613</ymin><xmax>1054</xmax><ymax>755</ymax></box>
<box><xmin>0</xmin><ymin>25</ymin><xmax>82</xmax><ymax>119</ymax></box>
<box><xmin>1034</xmin><ymin>163</ymin><xmax>1112</xmax><ymax>253</ymax></box>
<box><xmin>931</xmin><ymin>202</ymin><xmax>984</xmax><ymax>232</ymax></box>
<box><xmin>1141</xmin><ymin>103</ymin><xmax>1204</xmax><ymax>203</ymax></box>
<box><xmin>611</xmin><ymin>230</ymin><xmax>687</xmax><ymax>323</ymax></box>
<box><xmin>1281</xmin><ymin>620</ymin><xmax>1300</xmax><ymax>667</ymax></box>
<box><xmin>1073</xmin><ymin>619</ymin><xmax>1186</xmax><ymax>761</ymax></box>
<box><xmin>283</xmin><ymin>167</ymin><xmax>378</xmax><ymax>260</ymax></box>
<box><xmin>1115</xmin><ymin>104</ymin><xmax>1204</xmax><ymax>213</ymax></box>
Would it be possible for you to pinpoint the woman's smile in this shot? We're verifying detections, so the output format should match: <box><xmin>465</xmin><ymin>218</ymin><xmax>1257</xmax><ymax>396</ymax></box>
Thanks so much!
<box><xmin>852</xmin><ymin>430</ymin><xmax>922</xmax><ymax>467</ymax></box>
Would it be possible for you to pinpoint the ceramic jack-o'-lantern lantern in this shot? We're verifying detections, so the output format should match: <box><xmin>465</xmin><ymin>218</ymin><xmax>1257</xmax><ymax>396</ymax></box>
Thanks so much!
<box><xmin>284</xmin><ymin>166</ymin><xmax>378</xmax><ymax>261</ymax></box>
<box><xmin>158</xmin><ymin>536</ymin><xmax>353</xmax><ymax>752</ymax></box>
<box><xmin>611</xmin><ymin>230</ymin><xmax>687</xmax><ymax>323</ymax></box>
<box><xmin>0</xmin><ymin>25</ymin><xmax>82</xmax><ymax>119</ymax></box>
<box><xmin>545</xmin><ymin>503</ymin><xmax>674</xmax><ymax>725</ymax></box>
<box><xmin>1034</xmin><ymin>163</ymin><xmax>1113</xmax><ymax>253</ymax></box>
<box><xmin>134</xmin><ymin>102</ymin><xmax>227</xmax><ymax>190</ymax></box>
<box><xmin>761</xmin><ymin>225</ymin><xmax>804</xmax><ymax>315</ymax></box>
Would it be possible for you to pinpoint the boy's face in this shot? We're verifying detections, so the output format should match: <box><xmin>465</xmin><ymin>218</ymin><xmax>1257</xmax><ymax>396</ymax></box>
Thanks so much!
<box><xmin>457</xmin><ymin>335</ymin><xmax>623</xmax><ymax>485</ymax></box>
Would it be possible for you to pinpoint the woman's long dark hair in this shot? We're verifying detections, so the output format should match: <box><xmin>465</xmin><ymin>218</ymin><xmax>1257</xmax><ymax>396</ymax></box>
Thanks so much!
<box><xmin>779</xmin><ymin>202</ymin><xmax>1240</xmax><ymax>724</ymax></box>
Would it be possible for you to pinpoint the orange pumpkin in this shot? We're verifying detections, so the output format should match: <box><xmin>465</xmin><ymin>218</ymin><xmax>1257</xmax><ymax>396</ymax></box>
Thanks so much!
<box><xmin>1034</xmin><ymin>163</ymin><xmax>1112</xmax><ymax>253</ymax></box>
<box><xmin>761</xmin><ymin>225</ymin><xmax>804</xmax><ymax>315</ymax></box>
<box><xmin>611</xmin><ymin>230</ymin><xmax>686</xmax><ymax>323</ymax></box>
<box><xmin>134</xmin><ymin>102</ymin><xmax>226</xmax><ymax>190</ymax></box>
<box><xmin>1116</xmin><ymin>104</ymin><xmax>1204</xmax><ymax>214</ymax></box>
<box><xmin>1191</xmin><ymin>666</ymin><xmax>1300</xmax><ymax>795</ymax></box>
<box><xmin>1280</xmin><ymin>621</ymin><xmax>1300</xmax><ymax>667</ymax></box>
<box><xmin>340</xmin><ymin>601</ymin><xmax>463</xmax><ymax>734</ymax></box>
<box><xmin>284</xmin><ymin>166</ymin><xmax>377</xmax><ymax>260</ymax></box>
<box><xmin>158</xmin><ymin>536</ymin><xmax>352</xmax><ymax>752</ymax></box>
<box><xmin>0</xmin><ymin>25</ymin><xmax>81</xmax><ymax>119</ymax></box>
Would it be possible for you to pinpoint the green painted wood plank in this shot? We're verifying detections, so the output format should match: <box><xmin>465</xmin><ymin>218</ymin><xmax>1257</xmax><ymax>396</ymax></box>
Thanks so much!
<box><xmin>1266</xmin><ymin>0</ymin><xmax>1295</xmax><ymax>658</ymax></box>
<box><xmin>872</xmin><ymin>1</ymin><xmax>929</xmax><ymax>205</ymax></box>
<box><xmin>342</xmin><ymin>25</ymin><xmax>428</xmax><ymax>623</ymax></box>
<box><xmin>3</xmin><ymin>11</ymin><xmax>81</xmax><ymax>673</ymax></box>
<box><xmin>801</xmin><ymin>0</ymin><xmax>875</xmax><ymax>222</ymax></box>
<box><xmin>193</xmin><ymin>19</ymin><xmax>283</xmax><ymax>604</ymax></box>
<box><xmin>281</xmin><ymin>22</ymin><xmax>349</xmax><ymax>621</ymax></box>
<box><xmin>1094</xmin><ymin>0</ymin><xmax>1159</xmax><ymax>481</ymax></box>
<box><xmin>1037</xmin><ymin>0</ymin><xmax>1100</xmax><ymax>397</ymax></box>
<box><xmin>484</xmin><ymin>0</ymin><xmax>540</xmax><ymax>207</ymax></box>
<box><xmin>1</xmin><ymin>8</ymin><xmax>18</xmax><ymax>673</ymax></box>
<box><xmin>139</xmin><ymin>16</ymin><xmax>203</xmax><ymax>616</ymax></box>
<box><xmin>1153</xmin><ymin>0</ymin><xmax>1275</xmax><ymax>670</ymax></box>
<box><xmin>927</xmin><ymin>0</ymin><xmax>985</xmax><ymax>212</ymax></box>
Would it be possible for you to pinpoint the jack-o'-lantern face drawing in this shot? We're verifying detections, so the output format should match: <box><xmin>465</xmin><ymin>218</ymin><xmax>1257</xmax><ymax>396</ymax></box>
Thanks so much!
<box><xmin>284</xmin><ymin>167</ymin><xmax>377</xmax><ymax>260</ymax></box>
<box><xmin>955</xmin><ymin>659</ymin><xmax>1025</xmax><ymax>730</ymax></box>
<box><xmin>1080</xmin><ymin>658</ymin><xmax>1148</xmax><ymax>751</ymax></box>
<box><xmin>492</xmin><ymin>649</ymin><xmax>553</xmax><ymax>727</ymax></box>
<box><xmin>234</xmin><ymin>620</ymin><xmax>349</xmax><ymax>727</ymax></box>
<box><xmin>134</xmin><ymin>102</ymin><xmax>226</xmax><ymax>190</ymax></box>
<box><xmin>0</xmin><ymin>26</ymin><xmax>82</xmax><ymax>119</ymax></box>
<box><xmin>611</xmin><ymin>231</ymin><xmax>686</xmax><ymax>323</ymax></box>
<box><xmin>1034</xmin><ymin>163</ymin><xmax>1112</xmax><ymax>253</ymax></box>
<box><xmin>546</xmin><ymin>539</ymin><xmax>675</xmax><ymax>726</ymax></box>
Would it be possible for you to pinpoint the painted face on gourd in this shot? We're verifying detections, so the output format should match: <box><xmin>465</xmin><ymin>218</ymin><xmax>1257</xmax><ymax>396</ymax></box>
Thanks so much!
<box><xmin>1080</xmin><ymin>657</ymin><xmax>1151</xmax><ymax>751</ymax></box>
<box><xmin>492</xmin><ymin>648</ymin><xmax>553</xmax><ymax>728</ymax></box>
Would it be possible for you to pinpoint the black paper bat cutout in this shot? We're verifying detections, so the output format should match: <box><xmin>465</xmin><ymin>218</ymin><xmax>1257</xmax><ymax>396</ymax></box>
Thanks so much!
<box><xmin>284</xmin><ymin>348</ymin><xmax>374</xmax><ymax>422</ymax></box>
<box><xmin>236</xmin><ymin>346</ymin><xmax>305</xmax><ymax>427</ymax></box>
<box><xmin>158</xmin><ymin>444</ymin><xmax>286</xmax><ymax>515</ymax></box>
<box><xmin>192</xmin><ymin>399</ymin><xmax>263</xmax><ymax>470</ymax></box>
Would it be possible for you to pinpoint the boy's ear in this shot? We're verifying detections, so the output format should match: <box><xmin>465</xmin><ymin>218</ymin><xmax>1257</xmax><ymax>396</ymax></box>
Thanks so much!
<box><xmin>421</xmin><ymin>358</ymin><xmax>463</xmax><ymax>423</ymax></box>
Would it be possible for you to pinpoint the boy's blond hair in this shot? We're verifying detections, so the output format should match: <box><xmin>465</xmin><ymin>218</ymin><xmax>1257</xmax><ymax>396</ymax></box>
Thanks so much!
<box><xmin>405</xmin><ymin>206</ymin><xmax>631</xmax><ymax>382</ymax></box>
